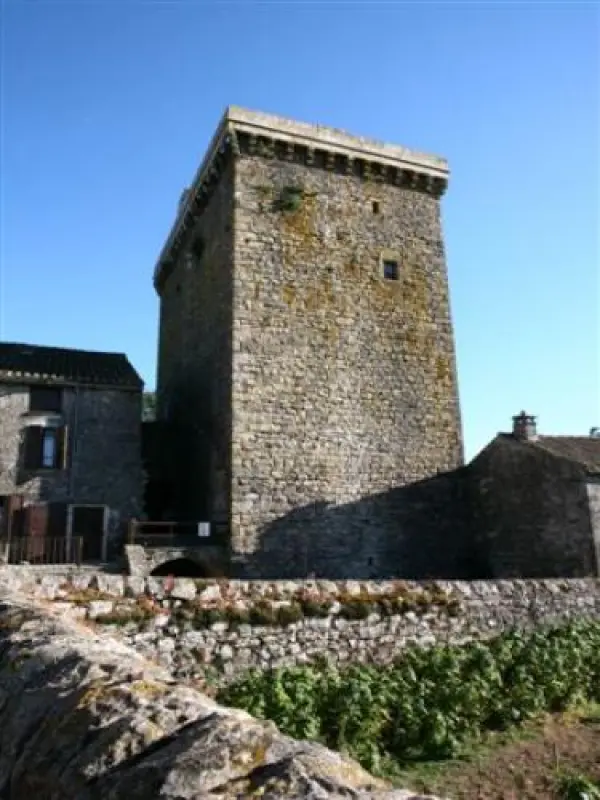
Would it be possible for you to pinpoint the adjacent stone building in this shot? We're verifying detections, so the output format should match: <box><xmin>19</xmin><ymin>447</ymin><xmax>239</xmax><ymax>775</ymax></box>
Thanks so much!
<box><xmin>0</xmin><ymin>342</ymin><xmax>144</xmax><ymax>561</ymax></box>
<box><xmin>153</xmin><ymin>106</ymin><xmax>464</xmax><ymax>578</ymax></box>
<box><xmin>468</xmin><ymin>412</ymin><xmax>600</xmax><ymax>578</ymax></box>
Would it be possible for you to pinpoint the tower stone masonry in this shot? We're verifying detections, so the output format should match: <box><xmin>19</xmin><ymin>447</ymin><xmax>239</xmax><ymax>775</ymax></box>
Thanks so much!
<box><xmin>154</xmin><ymin>107</ymin><xmax>464</xmax><ymax>578</ymax></box>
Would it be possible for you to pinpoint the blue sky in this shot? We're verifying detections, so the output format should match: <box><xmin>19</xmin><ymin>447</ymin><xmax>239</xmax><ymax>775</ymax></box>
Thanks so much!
<box><xmin>1</xmin><ymin>0</ymin><xmax>598</xmax><ymax>459</ymax></box>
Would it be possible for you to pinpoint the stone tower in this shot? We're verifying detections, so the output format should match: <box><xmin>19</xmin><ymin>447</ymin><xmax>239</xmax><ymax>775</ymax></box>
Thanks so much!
<box><xmin>153</xmin><ymin>107</ymin><xmax>463</xmax><ymax>578</ymax></box>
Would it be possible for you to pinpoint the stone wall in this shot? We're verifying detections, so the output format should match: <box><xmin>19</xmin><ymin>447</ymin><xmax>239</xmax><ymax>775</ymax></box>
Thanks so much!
<box><xmin>4</xmin><ymin>569</ymin><xmax>599</xmax><ymax>685</ymax></box>
<box><xmin>0</xmin><ymin>592</ymin><xmax>433</xmax><ymax>799</ymax></box>
<box><xmin>230</xmin><ymin>144</ymin><xmax>463</xmax><ymax>577</ymax></box>
<box><xmin>0</xmin><ymin>384</ymin><xmax>143</xmax><ymax>551</ymax></box>
<box><xmin>586</xmin><ymin>480</ymin><xmax>600</xmax><ymax>573</ymax></box>
<box><xmin>469</xmin><ymin>437</ymin><xmax>599</xmax><ymax>578</ymax></box>
<box><xmin>154</xmin><ymin>160</ymin><xmax>234</xmax><ymax>526</ymax></box>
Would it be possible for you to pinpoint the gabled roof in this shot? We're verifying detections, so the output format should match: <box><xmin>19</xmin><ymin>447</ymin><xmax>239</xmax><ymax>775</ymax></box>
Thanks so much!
<box><xmin>529</xmin><ymin>436</ymin><xmax>600</xmax><ymax>475</ymax></box>
<box><xmin>0</xmin><ymin>342</ymin><xmax>143</xmax><ymax>390</ymax></box>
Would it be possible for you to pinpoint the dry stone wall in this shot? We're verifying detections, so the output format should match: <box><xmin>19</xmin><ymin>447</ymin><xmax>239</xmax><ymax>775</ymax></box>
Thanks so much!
<box><xmin>3</xmin><ymin>569</ymin><xmax>599</xmax><ymax>686</ymax></box>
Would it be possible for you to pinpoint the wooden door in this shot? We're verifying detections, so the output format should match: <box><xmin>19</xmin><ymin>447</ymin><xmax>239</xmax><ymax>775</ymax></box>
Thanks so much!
<box><xmin>8</xmin><ymin>495</ymin><xmax>25</xmax><ymax>538</ymax></box>
<box><xmin>71</xmin><ymin>506</ymin><xmax>105</xmax><ymax>561</ymax></box>
<box><xmin>25</xmin><ymin>504</ymin><xmax>49</xmax><ymax>562</ymax></box>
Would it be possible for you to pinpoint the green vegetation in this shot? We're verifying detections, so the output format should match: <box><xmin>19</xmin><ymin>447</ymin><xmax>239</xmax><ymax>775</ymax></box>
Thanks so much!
<box><xmin>279</xmin><ymin>185</ymin><xmax>304</xmax><ymax>212</ymax></box>
<box><xmin>218</xmin><ymin>622</ymin><xmax>600</xmax><ymax>775</ymax></box>
<box><xmin>169</xmin><ymin>586</ymin><xmax>458</xmax><ymax>630</ymax></box>
<box><xmin>555</xmin><ymin>770</ymin><xmax>600</xmax><ymax>800</ymax></box>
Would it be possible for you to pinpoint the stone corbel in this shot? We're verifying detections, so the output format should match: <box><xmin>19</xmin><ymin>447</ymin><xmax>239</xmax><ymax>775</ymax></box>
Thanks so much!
<box><xmin>229</xmin><ymin>130</ymin><xmax>241</xmax><ymax>157</ymax></box>
<box><xmin>283</xmin><ymin>141</ymin><xmax>295</xmax><ymax>161</ymax></box>
<box><xmin>247</xmin><ymin>134</ymin><xmax>258</xmax><ymax>155</ymax></box>
<box><xmin>325</xmin><ymin>152</ymin><xmax>335</xmax><ymax>171</ymax></box>
<box><xmin>373</xmin><ymin>164</ymin><xmax>385</xmax><ymax>183</ymax></box>
<box><xmin>434</xmin><ymin>177</ymin><xmax>448</xmax><ymax>197</ymax></box>
<box><xmin>424</xmin><ymin>176</ymin><xmax>436</xmax><ymax>195</ymax></box>
<box><xmin>258</xmin><ymin>138</ymin><xmax>274</xmax><ymax>158</ymax></box>
<box><xmin>305</xmin><ymin>147</ymin><xmax>315</xmax><ymax>166</ymax></box>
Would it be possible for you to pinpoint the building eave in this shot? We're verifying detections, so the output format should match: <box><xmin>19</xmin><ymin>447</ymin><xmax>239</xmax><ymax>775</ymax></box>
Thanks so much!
<box><xmin>0</xmin><ymin>372</ymin><xmax>143</xmax><ymax>393</ymax></box>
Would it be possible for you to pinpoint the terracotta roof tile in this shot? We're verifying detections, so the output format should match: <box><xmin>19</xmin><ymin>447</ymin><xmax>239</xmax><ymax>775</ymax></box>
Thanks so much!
<box><xmin>0</xmin><ymin>342</ymin><xmax>142</xmax><ymax>389</ymax></box>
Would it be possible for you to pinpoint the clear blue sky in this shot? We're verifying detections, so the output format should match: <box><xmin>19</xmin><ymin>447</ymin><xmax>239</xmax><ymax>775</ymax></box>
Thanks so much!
<box><xmin>1</xmin><ymin>1</ymin><xmax>598</xmax><ymax>460</ymax></box>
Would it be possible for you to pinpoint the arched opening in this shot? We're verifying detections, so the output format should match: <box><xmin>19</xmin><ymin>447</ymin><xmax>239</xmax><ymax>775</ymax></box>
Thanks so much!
<box><xmin>150</xmin><ymin>558</ymin><xmax>208</xmax><ymax>577</ymax></box>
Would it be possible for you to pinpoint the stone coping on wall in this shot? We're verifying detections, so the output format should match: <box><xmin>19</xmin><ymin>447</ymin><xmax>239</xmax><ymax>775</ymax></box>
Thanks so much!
<box><xmin>2</xmin><ymin>568</ymin><xmax>600</xmax><ymax>605</ymax></box>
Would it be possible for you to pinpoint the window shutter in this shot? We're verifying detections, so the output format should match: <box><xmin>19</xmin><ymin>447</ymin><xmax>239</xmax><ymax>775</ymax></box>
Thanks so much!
<box><xmin>23</xmin><ymin>426</ymin><xmax>43</xmax><ymax>469</ymax></box>
<box><xmin>57</xmin><ymin>425</ymin><xmax>69</xmax><ymax>469</ymax></box>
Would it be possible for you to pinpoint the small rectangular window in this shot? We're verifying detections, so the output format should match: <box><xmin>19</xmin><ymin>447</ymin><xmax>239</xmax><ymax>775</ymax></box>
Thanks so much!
<box><xmin>383</xmin><ymin>260</ymin><xmax>399</xmax><ymax>281</ymax></box>
<box><xmin>41</xmin><ymin>429</ymin><xmax>57</xmax><ymax>468</ymax></box>
<box><xmin>29</xmin><ymin>387</ymin><xmax>62</xmax><ymax>412</ymax></box>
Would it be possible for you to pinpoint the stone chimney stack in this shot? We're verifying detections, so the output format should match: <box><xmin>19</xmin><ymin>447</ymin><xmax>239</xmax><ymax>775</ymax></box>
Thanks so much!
<box><xmin>512</xmin><ymin>411</ymin><xmax>538</xmax><ymax>441</ymax></box>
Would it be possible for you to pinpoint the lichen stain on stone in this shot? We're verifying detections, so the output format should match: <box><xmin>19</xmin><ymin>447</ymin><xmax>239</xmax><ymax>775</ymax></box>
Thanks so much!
<box><xmin>435</xmin><ymin>353</ymin><xmax>452</xmax><ymax>384</ymax></box>
<box><xmin>281</xmin><ymin>284</ymin><xmax>296</xmax><ymax>307</ymax></box>
<box><xmin>281</xmin><ymin>192</ymin><xmax>320</xmax><ymax>269</ymax></box>
<box><xmin>129</xmin><ymin>679</ymin><xmax>165</xmax><ymax>698</ymax></box>
<box><xmin>75</xmin><ymin>681</ymin><xmax>108</xmax><ymax>710</ymax></box>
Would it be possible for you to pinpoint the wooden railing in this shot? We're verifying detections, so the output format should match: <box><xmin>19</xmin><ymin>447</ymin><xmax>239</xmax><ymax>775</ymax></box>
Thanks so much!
<box><xmin>127</xmin><ymin>520</ymin><xmax>217</xmax><ymax>548</ymax></box>
<box><xmin>1</xmin><ymin>536</ymin><xmax>83</xmax><ymax>565</ymax></box>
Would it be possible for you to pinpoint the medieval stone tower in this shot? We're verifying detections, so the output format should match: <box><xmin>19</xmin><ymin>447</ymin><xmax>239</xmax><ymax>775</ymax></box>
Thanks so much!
<box><xmin>153</xmin><ymin>107</ymin><xmax>463</xmax><ymax>578</ymax></box>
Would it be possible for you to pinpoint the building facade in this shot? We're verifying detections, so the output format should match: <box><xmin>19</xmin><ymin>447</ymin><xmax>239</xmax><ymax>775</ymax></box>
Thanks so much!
<box><xmin>0</xmin><ymin>343</ymin><xmax>144</xmax><ymax>562</ymax></box>
<box><xmin>468</xmin><ymin>412</ymin><xmax>600</xmax><ymax>578</ymax></box>
<box><xmin>153</xmin><ymin>107</ymin><xmax>464</xmax><ymax>578</ymax></box>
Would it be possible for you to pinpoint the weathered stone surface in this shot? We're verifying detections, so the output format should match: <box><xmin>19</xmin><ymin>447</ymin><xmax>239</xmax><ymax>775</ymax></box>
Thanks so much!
<box><xmin>154</xmin><ymin>108</ymin><xmax>465</xmax><ymax>580</ymax></box>
<box><xmin>4</xmin><ymin>570</ymin><xmax>599</xmax><ymax>686</ymax></box>
<box><xmin>0</xmin><ymin>592</ymin><xmax>439</xmax><ymax>799</ymax></box>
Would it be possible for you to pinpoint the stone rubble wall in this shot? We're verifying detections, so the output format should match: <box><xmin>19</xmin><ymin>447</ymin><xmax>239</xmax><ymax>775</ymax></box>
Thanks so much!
<box><xmin>2</xmin><ymin>569</ymin><xmax>599</xmax><ymax>685</ymax></box>
<box><xmin>0</xmin><ymin>590</ymin><xmax>436</xmax><ymax>799</ymax></box>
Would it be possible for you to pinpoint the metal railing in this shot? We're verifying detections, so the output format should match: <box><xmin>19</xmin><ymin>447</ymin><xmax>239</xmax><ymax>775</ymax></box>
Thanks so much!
<box><xmin>127</xmin><ymin>520</ymin><xmax>218</xmax><ymax>548</ymax></box>
<box><xmin>1</xmin><ymin>536</ymin><xmax>83</xmax><ymax>565</ymax></box>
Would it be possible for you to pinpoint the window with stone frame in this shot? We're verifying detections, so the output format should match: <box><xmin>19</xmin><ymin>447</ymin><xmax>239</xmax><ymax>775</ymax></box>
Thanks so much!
<box><xmin>29</xmin><ymin>386</ymin><xmax>63</xmax><ymax>413</ymax></box>
<box><xmin>383</xmin><ymin>259</ymin><xmax>399</xmax><ymax>281</ymax></box>
<box><xmin>23</xmin><ymin>425</ymin><xmax>67</xmax><ymax>470</ymax></box>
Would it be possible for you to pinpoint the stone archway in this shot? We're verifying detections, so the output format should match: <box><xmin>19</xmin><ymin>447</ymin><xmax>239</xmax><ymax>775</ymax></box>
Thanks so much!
<box><xmin>150</xmin><ymin>558</ymin><xmax>208</xmax><ymax>577</ymax></box>
<box><xmin>125</xmin><ymin>544</ymin><xmax>228</xmax><ymax>577</ymax></box>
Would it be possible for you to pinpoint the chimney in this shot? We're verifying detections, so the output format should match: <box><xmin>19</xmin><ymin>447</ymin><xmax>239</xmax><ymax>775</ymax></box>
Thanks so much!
<box><xmin>512</xmin><ymin>411</ymin><xmax>537</xmax><ymax>441</ymax></box>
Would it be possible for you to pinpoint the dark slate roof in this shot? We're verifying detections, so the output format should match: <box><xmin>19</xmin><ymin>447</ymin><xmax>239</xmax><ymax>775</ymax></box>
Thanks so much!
<box><xmin>0</xmin><ymin>342</ymin><xmax>143</xmax><ymax>389</ymax></box>
<box><xmin>530</xmin><ymin>436</ymin><xmax>600</xmax><ymax>474</ymax></box>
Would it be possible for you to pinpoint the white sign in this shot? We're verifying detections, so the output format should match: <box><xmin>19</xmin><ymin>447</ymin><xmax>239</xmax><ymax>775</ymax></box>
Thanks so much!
<box><xmin>197</xmin><ymin>522</ymin><xmax>210</xmax><ymax>538</ymax></box>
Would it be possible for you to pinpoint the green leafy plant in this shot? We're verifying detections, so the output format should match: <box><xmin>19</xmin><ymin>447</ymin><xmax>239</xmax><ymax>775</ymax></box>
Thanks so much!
<box><xmin>555</xmin><ymin>770</ymin><xmax>600</xmax><ymax>799</ymax></box>
<box><xmin>276</xmin><ymin>603</ymin><xmax>304</xmax><ymax>626</ymax></box>
<box><xmin>279</xmin><ymin>185</ymin><xmax>303</xmax><ymax>212</ymax></box>
<box><xmin>218</xmin><ymin>621</ymin><xmax>600</xmax><ymax>773</ymax></box>
<box><xmin>300</xmin><ymin>599</ymin><xmax>332</xmax><ymax>618</ymax></box>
